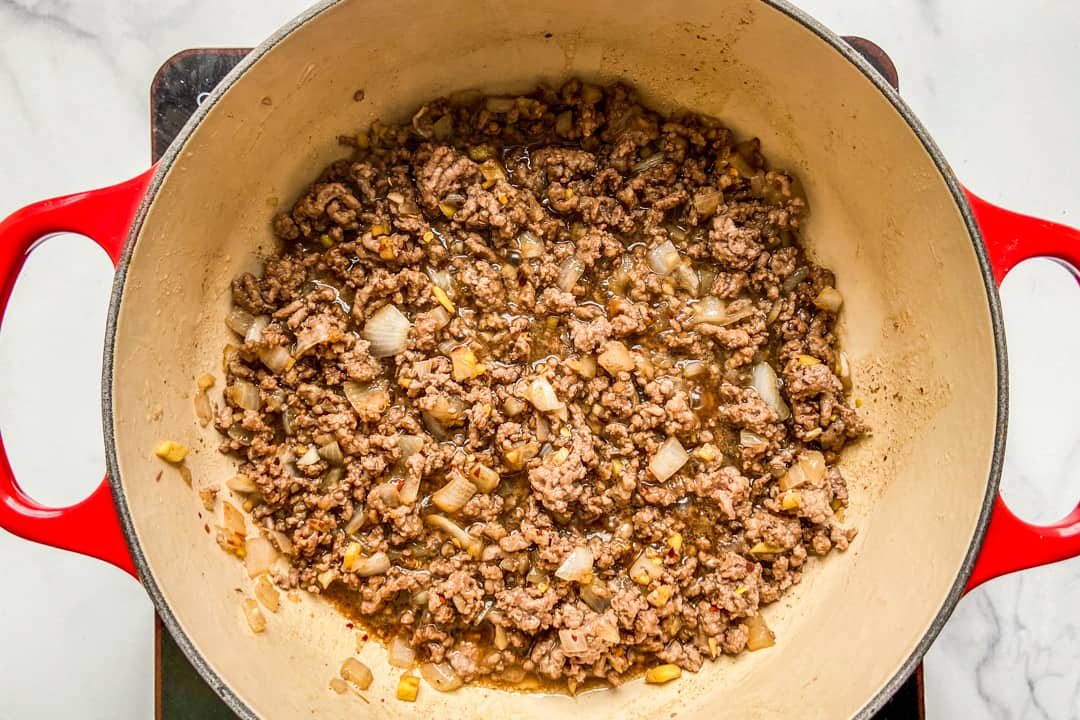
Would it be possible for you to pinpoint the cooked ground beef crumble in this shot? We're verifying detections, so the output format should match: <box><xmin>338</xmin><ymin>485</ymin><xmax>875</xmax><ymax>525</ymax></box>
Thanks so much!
<box><xmin>215</xmin><ymin>79</ymin><xmax>866</xmax><ymax>692</ymax></box>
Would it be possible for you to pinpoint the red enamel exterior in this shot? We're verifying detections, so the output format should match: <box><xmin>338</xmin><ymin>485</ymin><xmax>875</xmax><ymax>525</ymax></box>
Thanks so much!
<box><xmin>964</xmin><ymin>189</ymin><xmax>1080</xmax><ymax>592</ymax></box>
<box><xmin>0</xmin><ymin>167</ymin><xmax>156</xmax><ymax>578</ymax></box>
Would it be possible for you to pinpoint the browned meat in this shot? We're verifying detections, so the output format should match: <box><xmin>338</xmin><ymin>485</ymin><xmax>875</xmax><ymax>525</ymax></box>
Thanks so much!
<box><xmin>214</xmin><ymin>80</ymin><xmax>865</xmax><ymax>694</ymax></box>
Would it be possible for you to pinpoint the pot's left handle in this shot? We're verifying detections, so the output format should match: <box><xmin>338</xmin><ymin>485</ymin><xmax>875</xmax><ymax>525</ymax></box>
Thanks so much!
<box><xmin>0</xmin><ymin>167</ymin><xmax>156</xmax><ymax>579</ymax></box>
<box><xmin>965</xmin><ymin>188</ymin><xmax>1080</xmax><ymax>591</ymax></box>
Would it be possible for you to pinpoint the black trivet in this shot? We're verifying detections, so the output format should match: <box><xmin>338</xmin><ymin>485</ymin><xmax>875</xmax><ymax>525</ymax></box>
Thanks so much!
<box><xmin>151</xmin><ymin>47</ymin><xmax>922</xmax><ymax>720</ymax></box>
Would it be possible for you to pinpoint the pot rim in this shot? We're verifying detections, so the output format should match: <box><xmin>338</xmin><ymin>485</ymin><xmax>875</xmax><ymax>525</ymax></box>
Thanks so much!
<box><xmin>100</xmin><ymin>1</ymin><xmax>1008</xmax><ymax>717</ymax></box>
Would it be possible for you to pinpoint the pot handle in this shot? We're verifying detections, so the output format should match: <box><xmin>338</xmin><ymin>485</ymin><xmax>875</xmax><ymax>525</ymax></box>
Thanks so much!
<box><xmin>964</xmin><ymin>188</ymin><xmax>1080</xmax><ymax>591</ymax></box>
<box><xmin>0</xmin><ymin>167</ymin><xmax>156</xmax><ymax>578</ymax></box>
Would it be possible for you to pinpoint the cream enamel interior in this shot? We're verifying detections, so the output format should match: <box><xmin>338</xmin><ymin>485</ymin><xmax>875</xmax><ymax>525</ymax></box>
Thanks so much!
<box><xmin>108</xmin><ymin>1</ymin><xmax>999</xmax><ymax>717</ymax></box>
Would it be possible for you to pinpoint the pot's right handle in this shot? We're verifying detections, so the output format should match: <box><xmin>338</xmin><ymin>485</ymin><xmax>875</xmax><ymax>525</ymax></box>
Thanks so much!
<box><xmin>0</xmin><ymin>168</ymin><xmax>156</xmax><ymax>578</ymax></box>
<box><xmin>964</xmin><ymin>189</ymin><xmax>1080</xmax><ymax>591</ymax></box>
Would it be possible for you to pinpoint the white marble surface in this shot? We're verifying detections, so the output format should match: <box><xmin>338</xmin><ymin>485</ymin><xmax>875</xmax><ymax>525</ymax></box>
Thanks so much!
<box><xmin>1</xmin><ymin>1</ymin><xmax>1079</xmax><ymax>718</ymax></box>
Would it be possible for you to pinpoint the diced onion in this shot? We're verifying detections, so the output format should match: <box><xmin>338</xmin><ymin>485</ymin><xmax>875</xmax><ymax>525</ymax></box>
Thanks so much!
<box><xmin>740</xmin><ymin>430</ymin><xmax>768</xmax><ymax>449</ymax></box>
<box><xmin>268</xmin><ymin>529</ymin><xmax>294</xmax><ymax>555</ymax></box>
<box><xmin>398</xmin><ymin>435</ymin><xmax>425</xmax><ymax>460</ymax></box>
<box><xmin>388</xmin><ymin>635</ymin><xmax>416</xmax><ymax>668</ymax></box>
<box><xmin>580</xmin><ymin>582</ymin><xmax>611</xmax><ymax>612</ymax></box>
<box><xmin>692</xmin><ymin>296</ymin><xmax>727</xmax><ymax>325</ymax></box>
<box><xmin>227</xmin><ymin>474</ymin><xmax>258</xmax><ymax>493</ymax></box>
<box><xmin>363</xmin><ymin>304</ymin><xmax>410</xmax><ymax>357</ymax></box>
<box><xmin>779</xmin><ymin>450</ymin><xmax>826</xmax><ymax>491</ymax></box>
<box><xmin>646</xmin><ymin>240</ymin><xmax>681</xmax><ymax>275</ymax></box>
<box><xmin>559</xmin><ymin>628</ymin><xmax>591</xmax><ymax>655</ymax></box>
<box><xmin>245</xmin><ymin>315</ymin><xmax>270</xmax><ymax>344</ymax></box>
<box><xmin>318</xmin><ymin>441</ymin><xmax>344</xmax><ymax>466</ymax></box>
<box><xmin>493</xmin><ymin>624</ymin><xmax>509</xmax><ymax>650</ymax></box>
<box><xmin>427</xmin><ymin>267</ymin><xmax>453</xmax><ymax>293</ymax></box>
<box><xmin>376</xmin><ymin>483</ymin><xmax>402</xmax><ymax>507</ymax></box>
<box><xmin>194</xmin><ymin>385</ymin><xmax>213</xmax><ymax>427</ymax></box>
<box><xmin>225</xmin><ymin>308</ymin><xmax>255</xmax><ymax>336</ymax></box>
<box><xmin>254</xmin><ymin>575</ymin><xmax>280</xmax><ymax>612</ymax></box>
<box><xmin>351</xmin><ymin>551</ymin><xmax>391</xmax><ymax>577</ymax></box>
<box><xmin>425</xmin><ymin>515</ymin><xmax>483</xmax><ymax>558</ymax></box>
<box><xmin>419</xmin><ymin>662</ymin><xmax>463</xmax><ymax>692</ymax></box>
<box><xmin>697</xmin><ymin>268</ymin><xmax>716</xmax><ymax>298</ymax></box>
<box><xmin>518</xmin><ymin>230</ymin><xmax>544</xmax><ymax>259</ymax></box>
<box><xmin>632</xmin><ymin>151</ymin><xmax>667</xmax><ymax>174</ymax></box>
<box><xmin>344</xmin><ymin>509</ymin><xmax>366</xmax><ymax>535</ymax></box>
<box><xmin>322</xmin><ymin>467</ymin><xmax>344</xmax><ymax>488</ymax></box>
<box><xmin>535</xmin><ymin>415</ymin><xmax>552</xmax><ymax>443</ymax></box>
<box><xmin>782</xmin><ymin>266</ymin><xmax>809</xmax><ymax>293</ymax></box>
<box><xmin>344</xmin><ymin>381</ymin><xmax>389</xmax><ymax>416</ymax></box>
<box><xmin>432</xmin><ymin>471</ymin><xmax>478</xmax><ymax>513</ymax></box>
<box><xmin>648</xmin><ymin>436</ymin><xmax>689</xmax><ymax>482</ymax></box>
<box><xmin>555</xmin><ymin>547</ymin><xmax>594</xmax><ymax>583</ymax></box>
<box><xmin>399</xmin><ymin>474</ymin><xmax>421</xmax><ymax>505</ymax></box>
<box><xmin>557</xmin><ymin>257</ymin><xmax>585</xmax><ymax>292</ymax></box>
<box><xmin>526</xmin><ymin>565</ymin><xmax>550</xmax><ymax>589</ymax></box>
<box><xmin>258</xmin><ymin>346</ymin><xmax>293</xmax><ymax>374</ymax></box>
<box><xmin>341</xmin><ymin>657</ymin><xmax>374</xmax><ymax>691</ymax></box>
<box><xmin>578</xmin><ymin>354</ymin><xmax>604</xmax><ymax>379</ymax></box>
<box><xmin>241</xmin><ymin>598</ymin><xmax>266</xmax><ymax>633</ymax></box>
<box><xmin>814</xmin><ymin>286</ymin><xmax>843</xmax><ymax>313</ymax></box>
<box><xmin>429</xmin><ymin>305</ymin><xmax>452</xmax><ymax>330</ymax></box>
<box><xmin>281</xmin><ymin>405</ymin><xmax>296</xmax><ymax>436</ymax></box>
<box><xmin>223</xmin><ymin>501</ymin><xmax>246</xmax><ymax>535</ymax></box>
<box><xmin>693</xmin><ymin>188</ymin><xmax>722</xmax><ymax>217</ymax></box>
<box><xmin>597</xmin><ymin>341</ymin><xmax>635</xmax><ymax>374</ymax></box>
<box><xmin>681</xmin><ymin>360</ymin><xmax>706</xmax><ymax>378</ymax></box>
<box><xmin>294</xmin><ymin>319</ymin><xmax>335</xmax><ymax>357</ymax></box>
<box><xmin>228</xmin><ymin>380</ymin><xmax>261</xmax><ymax>411</ymax></box>
<box><xmin>245</xmin><ymin>535</ymin><xmax>278</xmax><ymax>578</ymax></box>
<box><xmin>432</xmin><ymin>114</ymin><xmax>453</xmax><ymax>141</ymax></box>
<box><xmin>837</xmin><ymin>350</ymin><xmax>851</xmax><ymax>380</ymax></box>
<box><xmin>745</xmin><ymin>614</ymin><xmax>776</xmax><ymax>651</ymax></box>
<box><xmin>751</xmin><ymin>362</ymin><xmax>791</xmax><ymax>421</ymax></box>
<box><xmin>427</xmin><ymin>396</ymin><xmax>466</xmax><ymax>425</ymax></box>
<box><xmin>295</xmin><ymin>446</ymin><xmax>321</xmax><ymax>466</ymax></box>
<box><xmin>673</xmin><ymin>264</ymin><xmax>700</xmax><ymax>295</ymax></box>
<box><xmin>526</xmin><ymin>377</ymin><xmax>564</xmax><ymax>412</ymax></box>
<box><xmin>422</xmin><ymin>412</ymin><xmax>450</xmax><ymax>440</ymax></box>
<box><xmin>468</xmin><ymin>463</ymin><xmax>500</xmax><ymax>493</ymax></box>
<box><xmin>227</xmin><ymin>424</ymin><xmax>254</xmax><ymax>446</ymax></box>
<box><xmin>503</xmin><ymin>397</ymin><xmax>525</xmax><ymax>417</ymax></box>
<box><xmin>593</xmin><ymin>615</ymin><xmax>621</xmax><ymax>644</ymax></box>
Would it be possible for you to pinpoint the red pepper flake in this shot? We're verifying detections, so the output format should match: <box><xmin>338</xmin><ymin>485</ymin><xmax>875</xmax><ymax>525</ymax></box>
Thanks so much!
<box><xmin>346</xmin><ymin>622</ymin><xmax>354</xmax><ymax>629</ymax></box>
<box><xmin>709</xmin><ymin>604</ymin><xmax>718</xmax><ymax>612</ymax></box>
<box><xmin>667</xmin><ymin>548</ymin><xmax>677</xmax><ymax>559</ymax></box>
<box><xmin>395</xmin><ymin>479</ymin><xmax>405</xmax><ymax>491</ymax></box>
<box><xmin>362</xmin><ymin>634</ymin><xmax>369</xmax><ymax>641</ymax></box>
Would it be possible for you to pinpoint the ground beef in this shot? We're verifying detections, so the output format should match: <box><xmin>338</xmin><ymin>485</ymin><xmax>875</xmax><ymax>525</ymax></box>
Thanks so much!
<box><xmin>214</xmin><ymin>80</ymin><xmax>865</xmax><ymax>693</ymax></box>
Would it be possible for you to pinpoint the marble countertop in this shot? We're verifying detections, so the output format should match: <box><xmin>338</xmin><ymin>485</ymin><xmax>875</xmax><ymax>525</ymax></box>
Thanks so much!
<box><xmin>2</xmin><ymin>1</ymin><xmax>1079</xmax><ymax>718</ymax></box>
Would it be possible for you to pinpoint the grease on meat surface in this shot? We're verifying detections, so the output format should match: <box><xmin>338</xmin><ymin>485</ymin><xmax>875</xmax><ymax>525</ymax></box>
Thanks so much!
<box><xmin>215</xmin><ymin>80</ymin><xmax>866</xmax><ymax>692</ymax></box>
